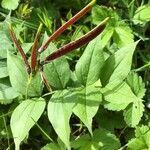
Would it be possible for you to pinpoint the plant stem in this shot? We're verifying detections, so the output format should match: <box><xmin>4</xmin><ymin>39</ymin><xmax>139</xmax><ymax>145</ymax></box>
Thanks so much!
<box><xmin>31</xmin><ymin>118</ymin><xmax>53</xmax><ymax>142</ymax></box>
<box><xmin>2</xmin><ymin>114</ymin><xmax>10</xmax><ymax>148</ymax></box>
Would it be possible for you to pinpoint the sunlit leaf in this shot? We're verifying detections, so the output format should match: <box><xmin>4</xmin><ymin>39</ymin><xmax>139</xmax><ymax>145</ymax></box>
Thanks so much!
<box><xmin>11</xmin><ymin>98</ymin><xmax>46</xmax><ymax>150</ymax></box>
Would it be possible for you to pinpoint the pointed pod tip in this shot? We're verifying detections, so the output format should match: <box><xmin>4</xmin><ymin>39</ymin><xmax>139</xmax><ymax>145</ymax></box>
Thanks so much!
<box><xmin>37</xmin><ymin>23</ymin><xmax>43</xmax><ymax>33</ymax></box>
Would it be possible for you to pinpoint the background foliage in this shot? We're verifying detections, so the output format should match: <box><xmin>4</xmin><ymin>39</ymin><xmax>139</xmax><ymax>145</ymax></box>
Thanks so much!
<box><xmin>0</xmin><ymin>0</ymin><xmax>150</xmax><ymax>150</ymax></box>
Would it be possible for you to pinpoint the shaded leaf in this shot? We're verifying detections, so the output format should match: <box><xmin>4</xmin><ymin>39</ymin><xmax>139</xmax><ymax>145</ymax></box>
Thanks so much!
<box><xmin>41</xmin><ymin>143</ymin><xmax>60</xmax><ymax>150</ymax></box>
<box><xmin>127</xmin><ymin>125</ymin><xmax>150</xmax><ymax>149</ymax></box>
<box><xmin>113</xmin><ymin>22</ymin><xmax>134</xmax><ymax>48</ymax></box>
<box><xmin>72</xmin><ymin>128</ymin><xmax>121</xmax><ymax>150</ymax></box>
<box><xmin>41</xmin><ymin>34</ymin><xmax>71</xmax><ymax>89</ymax></box>
<box><xmin>0</xmin><ymin>61</ymin><xmax>8</xmax><ymax>78</ymax></box>
<box><xmin>100</xmin><ymin>42</ymin><xmax>137</xmax><ymax>90</ymax></box>
<box><xmin>0</xmin><ymin>78</ymin><xmax>19</xmax><ymax>104</ymax></box>
<box><xmin>73</xmin><ymin>84</ymin><xmax>102</xmax><ymax>134</ymax></box>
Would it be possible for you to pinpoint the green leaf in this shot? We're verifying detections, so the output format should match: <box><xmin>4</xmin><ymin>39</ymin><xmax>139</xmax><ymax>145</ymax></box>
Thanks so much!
<box><xmin>126</xmin><ymin>72</ymin><xmax>146</xmax><ymax>99</ymax></box>
<box><xmin>41</xmin><ymin>143</ymin><xmax>60</xmax><ymax>150</ymax></box>
<box><xmin>41</xmin><ymin>34</ymin><xmax>71</xmax><ymax>89</ymax></box>
<box><xmin>1</xmin><ymin>0</ymin><xmax>20</xmax><ymax>10</ymax></box>
<box><xmin>0</xmin><ymin>30</ymin><xmax>13</xmax><ymax>59</ymax></box>
<box><xmin>0</xmin><ymin>78</ymin><xmax>19</xmax><ymax>104</ymax></box>
<box><xmin>113</xmin><ymin>22</ymin><xmax>134</xmax><ymax>48</ymax></box>
<box><xmin>75</xmin><ymin>35</ymin><xmax>104</xmax><ymax>86</ymax></box>
<box><xmin>92</xmin><ymin>5</ymin><xmax>119</xmax><ymax>26</ymax></box>
<box><xmin>133</xmin><ymin>5</ymin><xmax>150</xmax><ymax>25</ymax></box>
<box><xmin>11</xmin><ymin>98</ymin><xmax>46</xmax><ymax>150</ymax></box>
<box><xmin>123</xmin><ymin>100</ymin><xmax>144</xmax><ymax>127</ymax></box>
<box><xmin>7</xmin><ymin>52</ymin><xmax>42</xmax><ymax>97</ymax></box>
<box><xmin>73</xmin><ymin>84</ymin><xmax>102</xmax><ymax>134</ymax></box>
<box><xmin>21</xmin><ymin>43</ymin><xmax>33</xmax><ymax>54</ymax></box>
<box><xmin>72</xmin><ymin>128</ymin><xmax>121</xmax><ymax>150</ymax></box>
<box><xmin>103</xmin><ymin>81</ymin><xmax>144</xmax><ymax>127</ymax></box>
<box><xmin>47</xmin><ymin>90</ymin><xmax>76</xmax><ymax>149</ymax></box>
<box><xmin>100</xmin><ymin>26</ymin><xmax>114</xmax><ymax>49</ymax></box>
<box><xmin>127</xmin><ymin>125</ymin><xmax>150</xmax><ymax>150</ymax></box>
<box><xmin>104</xmin><ymin>83</ymin><xmax>136</xmax><ymax>111</ymax></box>
<box><xmin>95</xmin><ymin>108</ymin><xmax>126</xmax><ymax>131</ymax></box>
<box><xmin>0</xmin><ymin>61</ymin><xmax>8</xmax><ymax>78</ymax></box>
<box><xmin>100</xmin><ymin>42</ymin><xmax>137</xmax><ymax>90</ymax></box>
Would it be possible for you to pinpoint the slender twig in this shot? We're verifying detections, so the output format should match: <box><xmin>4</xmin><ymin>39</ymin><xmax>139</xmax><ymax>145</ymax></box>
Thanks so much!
<box><xmin>31</xmin><ymin>23</ymin><xmax>43</xmax><ymax>73</ymax></box>
<box><xmin>9</xmin><ymin>26</ymin><xmax>31</xmax><ymax>74</ymax></box>
<box><xmin>38</xmin><ymin>0</ymin><xmax>96</xmax><ymax>53</ymax></box>
<box><xmin>41</xmin><ymin>17</ymin><xmax>109</xmax><ymax>65</ymax></box>
<box><xmin>31</xmin><ymin>117</ymin><xmax>53</xmax><ymax>142</ymax></box>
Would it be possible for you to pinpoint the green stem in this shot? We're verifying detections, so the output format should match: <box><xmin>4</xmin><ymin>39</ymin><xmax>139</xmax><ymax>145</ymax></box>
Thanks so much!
<box><xmin>2</xmin><ymin>114</ymin><xmax>10</xmax><ymax>148</ymax></box>
<box><xmin>135</xmin><ymin>62</ymin><xmax>150</xmax><ymax>72</ymax></box>
<box><xmin>31</xmin><ymin>118</ymin><xmax>53</xmax><ymax>142</ymax></box>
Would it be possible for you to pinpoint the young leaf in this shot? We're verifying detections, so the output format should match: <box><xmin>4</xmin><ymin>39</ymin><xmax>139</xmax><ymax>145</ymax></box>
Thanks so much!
<box><xmin>9</xmin><ymin>26</ymin><xmax>31</xmax><ymax>74</ymax></box>
<box><xmin>72</xmin><ymin>128</ymin><xmax>121</xmax><ymax>150</ymax></box>
<box><xmin>127</xmin><ymin>125</ymin><xmax>150</xmax><ymax>149</ymax></box>
<box><xmin>73</xmin><ymin>84</ymin><xmax>102</xmax><ymax>134</ymax></box>
<box><xmin>41</xmin><ymin>35</ymin><xmax>71</xmax><ymax>89</ymax></box>
<box><xmin>41</xmin><ymin>17</ymin><xmax>109</xmax><ymax>64</ymax></box>
<box><xmin>11</xmin><ymin>98</ymin><xmax>46</xmax><ymax>150</ymax></box>
<box><xmin>133</xmin><ymin>5</ymin><xmax>150</xmax><ymax>25</ymax></box>
<box><xmin>100</xmin><ymin>42</ymin><xmax>137</xmax><ymax>90</ymax></box>
<box><xmin>75</xmin><ymin>34</ymin><xmax>104</xmax><ymax>86</ymax></box>
<box><xmin>47</xmin><ymin>90</ymin><xmax>76</xmax><ymax>149</ymax></box>
<box><xmin>31</xmin><ymin>23</ymin><xmax>43</xmax><ymax>73</ymax></box>
<box><xmin>7</xmin><ymin>52</ymin><xmax>42</xmax><ymax>97</ymax></box>
<box><xmin>126</xmin><ymin>72</ymin><xmax>146</xmax><ymax>99</ymax></box>
<box><xmin>123</xmin><ymin>100</ymin><xmax>144</xmax><ymax>127</ymax></box>
<box><xmin>38</xmin><ymin>0</ymin><xmax>96</xmax><ymax>53</ymax></box>
<box><xmin>1</xmin><ymin>0</ymin><xmax>20</xmax><ymax>10</ymax></box>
